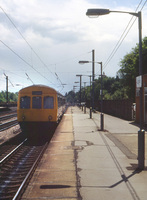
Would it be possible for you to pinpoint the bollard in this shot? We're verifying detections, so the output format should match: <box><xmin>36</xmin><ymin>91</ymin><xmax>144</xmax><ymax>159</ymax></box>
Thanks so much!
<box><xmin>138</xmin><ymin>129</ymin><xmax>145</xmax><ymax>170</ymax></box>
<box><xmin>82</xmin><ymin>106</ymin><xmax>83</xmax><ymax>111</ymax></box>
<box><xmin>100</xmin><ymin>113</ymin><xmax>104</xmax><ymax>131</ymax></box>
<box><xmin>90</xmin><ymin>107</ymin><xmax>92</xmax><ymax>119</ymax></box>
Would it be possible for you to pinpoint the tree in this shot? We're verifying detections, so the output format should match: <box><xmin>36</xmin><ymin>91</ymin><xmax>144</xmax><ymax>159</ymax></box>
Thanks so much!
<box><xmin>0</xmin><ymin>91</ymin><xmax>18</xmax><ymax>103</ymax></box>
<box><xmin>118</xmin><ymin>36</ymin><xmax>147</xmax><ymax>101</ymax></box>
<box><xmin>65</xmin><ymin>91</ymin><xmax>77</xmax><ymax>103</ymax></box>
<box><xmin>66</xmin><ymin>37</ymin><xmax>147</xmax><ymax>103</ymax></box>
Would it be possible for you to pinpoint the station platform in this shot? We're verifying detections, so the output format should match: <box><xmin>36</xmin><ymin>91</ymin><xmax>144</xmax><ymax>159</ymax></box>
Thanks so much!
<box><xmin>22</xmin><ymin>106</ymin><xmax>147</xmax><ymax>200</ymax></box>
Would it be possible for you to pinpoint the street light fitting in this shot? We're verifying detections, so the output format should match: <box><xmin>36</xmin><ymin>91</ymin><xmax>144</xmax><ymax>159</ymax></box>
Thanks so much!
<box><xmin>79</xmin><ymin>61</ymin><xmax>90</xmax><ymax>64</ymax></box>
<box><xmin>79</xmin><ymin>60</ymin><xmax>102</xmax><ymax>65</ymax></box>
<box><xmin>86</xmin><ymin>8</ymin><xmax>139</xmax><ymax>17</ymax></box>
<box><xmin>86</xmin><ymin>9</ymin><xmax>110</xmax><ymax>17</ymax></box>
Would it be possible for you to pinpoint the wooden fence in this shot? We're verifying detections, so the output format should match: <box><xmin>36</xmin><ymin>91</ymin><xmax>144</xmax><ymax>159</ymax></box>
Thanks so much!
<box><xmin>86</xmin><ymin>99</ymin><xmax>134</xmax><ymax>121</ymax></box>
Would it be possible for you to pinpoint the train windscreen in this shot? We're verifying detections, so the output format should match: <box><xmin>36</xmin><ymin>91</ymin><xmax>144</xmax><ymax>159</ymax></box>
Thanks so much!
<box><xmin>32</xmin><ymin>96</ymin><xmax>42</xmax><ymax>109</ymax></box>
<box><xmin>20</xmin><ymin>96</ymin><xmax>30</xmax><ymax>109</ymax></box>
<box><xmin>44</xmin><ymin>96</ymin><xmax>54</xmax><ymax>109</ymax></box>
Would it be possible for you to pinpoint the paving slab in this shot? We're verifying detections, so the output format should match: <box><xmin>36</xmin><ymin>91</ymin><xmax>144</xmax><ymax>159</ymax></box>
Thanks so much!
<box><xmin>22</xmin><ymin>106</ymin><xmax>147</xmax><ymax>200</ymax></box>
<box><xmin>72</xmin><ymin>106</ymin><xmax>147</xmax><ymax>200</ymax></box>
<box><xmin>22</xmin><ymin>108</ymin><xmax>78</xmax><ymax>200</ymax></box>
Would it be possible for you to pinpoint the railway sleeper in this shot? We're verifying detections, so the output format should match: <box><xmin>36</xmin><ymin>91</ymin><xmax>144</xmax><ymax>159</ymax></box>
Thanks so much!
<box><xmin>0</xmin><ymin>179</ymin><xmax>22</xmax><ymax>184</ymax></box>
<box><xmin>0</xmin><ymin>191</ymin><xmax>18</xmax><ymax>200</ymax></box>
<box><xmin>1</xmin><ymin>184</ymin><xmax>21</xmax><ymax>191</ymax></box>
<box><xmin>0</xmin><ymin>171</ymin><xmax>29</xmax><ymax>179</ymax></box>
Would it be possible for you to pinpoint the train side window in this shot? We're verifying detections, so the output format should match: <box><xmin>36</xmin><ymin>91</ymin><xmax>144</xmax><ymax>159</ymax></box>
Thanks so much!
<box><xmin>44</xmin><ymin>96</ymin><xmax>54</xmax><ymax>109</ymax></box>
<box><xmin>32</xmin><ymin>96</ymin><xmax>42</xmax><ymax>109</ymax></box>
<box><xmin>20</xmin><ymin>96</ymin><xmax>30</xmax><ymax>109</ymax></box>
<box><xmin>58</xmin><ymin>97</ymin><xmax>61</xmax><ymax>107</ymax></box>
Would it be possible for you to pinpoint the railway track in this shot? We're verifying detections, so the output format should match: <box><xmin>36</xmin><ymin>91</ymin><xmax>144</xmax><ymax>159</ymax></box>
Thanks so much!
<box><xmin>0</xmin><ymin>138</ymin><xmax>27</xmax><ymax>164</ymax></box>
<box><xmin>0</xmin><ymin>138</ymin><xmax>48</xmax><ymax>200</ymax></box>
<box><xmin>0</xmin><ymin>113</ymin><xmax>17</xmax><ymax>121</ymax></box>
<box><xmin>0</xmin><ymin>119</ymin><xmax>18</xmax><ymax>131</ymax></box>
<box><xmin>0</xmin><ymin>132</ymin><xmax>26</xmax><ymax>161</ymax></box>
<box><xmin>0</xmin><ymin>109</ymin><xmax>17</xmax><ymax>117</ymax></box>
<box><xmin>0</xmin><ymin>113</ymin><xmax>18</xmax><ymax>131</ymax></box>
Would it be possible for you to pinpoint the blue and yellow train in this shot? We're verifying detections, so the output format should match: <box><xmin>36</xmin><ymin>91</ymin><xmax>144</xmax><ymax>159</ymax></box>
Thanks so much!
<box><xmin>17</xmin><ymin>85</ymin><xmax>66</xmax><ymax>136</ymax></box>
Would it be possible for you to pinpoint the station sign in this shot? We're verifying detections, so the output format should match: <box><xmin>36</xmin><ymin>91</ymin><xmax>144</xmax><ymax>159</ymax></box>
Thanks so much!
<box><xmin>136</xmin><ymin>75</ymin><xmax>142</xmax><ymax>88</ymax></box>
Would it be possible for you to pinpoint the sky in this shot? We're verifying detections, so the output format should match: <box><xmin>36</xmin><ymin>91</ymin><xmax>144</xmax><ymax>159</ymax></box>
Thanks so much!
<box><xmin>0</xmin><ymin>0</ymin><xmax>147</xmax><ymax>95</ymax></box>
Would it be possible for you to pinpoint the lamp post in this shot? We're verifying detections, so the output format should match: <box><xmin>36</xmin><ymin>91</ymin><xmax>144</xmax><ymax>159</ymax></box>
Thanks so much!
<box><xmin>79</xmin><ymin>50</ymin><xmax>95</xmax><ymax>109</ymax></box>
<box><xmin>92</xmin><ymin>49</ymin><xmax>95</xmax><ymax>110</ymax></box>
<box><xmin>88</xmin><ymin>75</ymin><xmax>92</xmax><ymax>108</ymax></box>
<box><xmin>86</xmin><ymin>8</ymin><xmax>145</xmax><ymax>170</ymax></box>
<box><xmin>76</xmin><ymin>75</ymin><xmax>82</xmax><ymax>107</ymax></box>
<box><xmin>73</xmin><ymin>85</ymin><xmax>78</xmax><ymax>93</ymax></box>
<box><xmin>4</xmin><ymin>73</ymin><xmax>8</xmax><ymax>105</ymax></box>
<box><xmin>79</xmin><ymin>61</ymin><xmax>104</xmax><ymax>130</ymax></box>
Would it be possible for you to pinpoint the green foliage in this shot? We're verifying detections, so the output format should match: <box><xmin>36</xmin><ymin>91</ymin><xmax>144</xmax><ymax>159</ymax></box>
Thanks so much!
<box><xmin>118</xmin><ymin>36</ymin><xmax>147</xmax><ymax>100</ymax></box>
<box><xmin>0</xmin><ymin>91</ymin><xmax>18</xmax><ymax>103</ymax></box>
<box><xmin>94</xmin><ymin>76</ymin><xmax>128</xmax><ymax>100</ymax></box>
<box><xmin>65</xmin><ymin>91</ymin><xmax>78</xmax><ymax>103</ymax></box>
<box><xmin>66</xmin><ymin>37</ymin><xmax>147</xmax><ymax>103</ymax></box>
<box><xmin>66</xmin><ymin>76</ymin><xmax>128</xmax><ymax>103</ymax></box>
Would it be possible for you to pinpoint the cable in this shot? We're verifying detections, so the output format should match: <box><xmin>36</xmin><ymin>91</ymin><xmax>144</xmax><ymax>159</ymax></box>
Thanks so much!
<box><xmin>140</xmin><ymin>0</ymin><xmax>147</xmax><ymax>10</ymax></box>
<box><xmin>0</xmin><ymin>6</ymin><xmax>62</xmax><ymax>88</ymax></box>
<box><xmin>101</xmin><ymin>0</ymin><xmax>146</xmax><ymax>72</ymax></box>
<box><xmin>0</xmin><ymin>6</ymin><xmax>55</xmax><ymax>77</ymax></box>
<box><xmin>103</xmin><ymin>0</ymin><xmax>143</xmax><ymax>69</ymax></box>
<box><xmin>0</xmin><ymin>6</ymin><xmax>91</xmax><ymax>89</ymax></box>
<box><xmin>0</xmin><ymin>39</ymin><xmax>55</xmax><ymax>85</ymax></box>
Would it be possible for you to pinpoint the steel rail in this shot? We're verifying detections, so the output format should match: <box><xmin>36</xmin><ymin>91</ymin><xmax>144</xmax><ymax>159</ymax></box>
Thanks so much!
<box><xmin>12</xmin><ymin>141</ymin><xmax>48</xmax><ymax>200</ymax></box>
<box><xmin>0</xmin><ymin>113</ymin><xmax>17</xmax><ymax>121</ymax></box>
<box><xmin>0</xmin><ymin>138</ymin><xmax>27</xmax><ymax>164</ymax></box>
<box><xmin>0</xmin><ymin>119</ymin><xmax>18</xmax><ymax>131</ymax></box>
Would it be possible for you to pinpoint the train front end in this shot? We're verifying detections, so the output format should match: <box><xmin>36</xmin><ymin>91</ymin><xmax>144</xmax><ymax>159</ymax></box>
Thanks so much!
<box><xmin>17</xmin><ymin>85</ymin><xmax>58</xmax><ymax>137</ymax></box>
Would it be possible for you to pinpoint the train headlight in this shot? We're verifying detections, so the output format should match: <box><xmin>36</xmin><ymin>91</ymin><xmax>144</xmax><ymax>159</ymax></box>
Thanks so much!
<box><xmin>48</xmin><ymin>115</ymin><xmax>52</xmax><ymax>121</ymax></box>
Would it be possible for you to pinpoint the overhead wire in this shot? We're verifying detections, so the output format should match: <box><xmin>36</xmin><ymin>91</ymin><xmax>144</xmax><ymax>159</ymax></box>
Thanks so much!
<box><xmin>0</xmin><ymin>6</ymin><xmax>58</xmax><ymax>87</ymax></box>
<box><xmin>0</xmin><ymin>39</ymin><xmax>54</xmax><ymax>84</ymax></box>
<box><xmin>0</xmin><ymin>6</ymin><xmax>65</xmax><ymax>90</ymax></box>
<box><xmin>103</xmin><ymin>0</ymin><xmax>142</xmax><ymax>70</ymax></box>
<box><xmin>0</xmin><ymin>6</ymin><xmax>55</xmax><ymax>77</ymax></box>
<box><xmin>0</xmin><ymin>5</ymin><xmax>91</xmax><ymax>91</ymax></box>
<box><xmin>101</xmin><ymin>0</ymin><xmax>147</xmax><ymax>72</ymax></box>
<box><xmin>0</xmin><ymin>6</ymin><xmax>91</xmax><ymax>90</ymax></box>
<box><xmin>0</xmin><ymin>66</ymin><xmax>30</xmax><ymax>79</ymax></box>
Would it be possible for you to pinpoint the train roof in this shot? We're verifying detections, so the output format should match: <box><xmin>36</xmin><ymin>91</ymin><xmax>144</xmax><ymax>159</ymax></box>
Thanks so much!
<box><xmin>19</xmin><ymin>85</ymin><xmax>64</xmax><ymax>97</ymax></box>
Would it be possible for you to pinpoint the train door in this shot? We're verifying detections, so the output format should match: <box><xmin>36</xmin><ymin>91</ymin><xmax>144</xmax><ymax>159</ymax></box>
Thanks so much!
<box><xmin>144</xmin><ymin>87</ymin><xmax>147</xmax><ymax>124</ymax></box>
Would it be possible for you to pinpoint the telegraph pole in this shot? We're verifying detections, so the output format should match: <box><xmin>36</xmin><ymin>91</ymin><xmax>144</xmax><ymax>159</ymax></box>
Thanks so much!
<box><xmin>6</xmin><ymin>75</ymin><xmax>8</xmax><ymax>104</ymax></box>
<box><xmin>4</xmin><ymin>73</ymin><xmax>8</xmax><ymax>104</ymax></box>
<box><xmin>76</xmin><ymin>75</ymin><xmax>82</xmax><ymax>106</ymax></box>
<box><xmin>92</xmin><ymin>49</ymin><xmax>95</xmax><ymax>109</ymax></box>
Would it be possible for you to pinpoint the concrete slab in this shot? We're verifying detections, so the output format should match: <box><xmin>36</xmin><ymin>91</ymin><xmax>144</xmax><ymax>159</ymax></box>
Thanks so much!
<box><xmin>72</xmin><ymin>106</ymin><xmax>147</xmax><ymax>200</ymax></box>
<box><xmin>79</xmin><ymin>186</ymin><xmax>133</xmax><ymax>200</ymax></box>
<box><xmin>23</xmin><ymin>183</ymin><xmax>77</xmax><ymax>199</ymax></box>
<box><xmin>22</xmin><ymin>106</ymin><xmax>147</xmax><ymax>200</ymax></box>
<box><xmin>22</xmin><ymin>108</ymin><xmax>78</xmax><ymax>200</ymax></box>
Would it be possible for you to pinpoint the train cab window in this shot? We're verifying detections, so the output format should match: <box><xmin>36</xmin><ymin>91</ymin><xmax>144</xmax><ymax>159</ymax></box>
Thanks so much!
<box><xmin>44</xmin><ymin>96</ymin><xmax>54</xmax><ymax>109</ymax></box>
<box><xmin>32</xmin><ymin>96</ymin><xmax>42</xmax><ymax>109</ymax></box>
<box><xmin>20</xmin><ymin>96</ymin><xmax>30</xmax><ymax>109</ymax></box>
